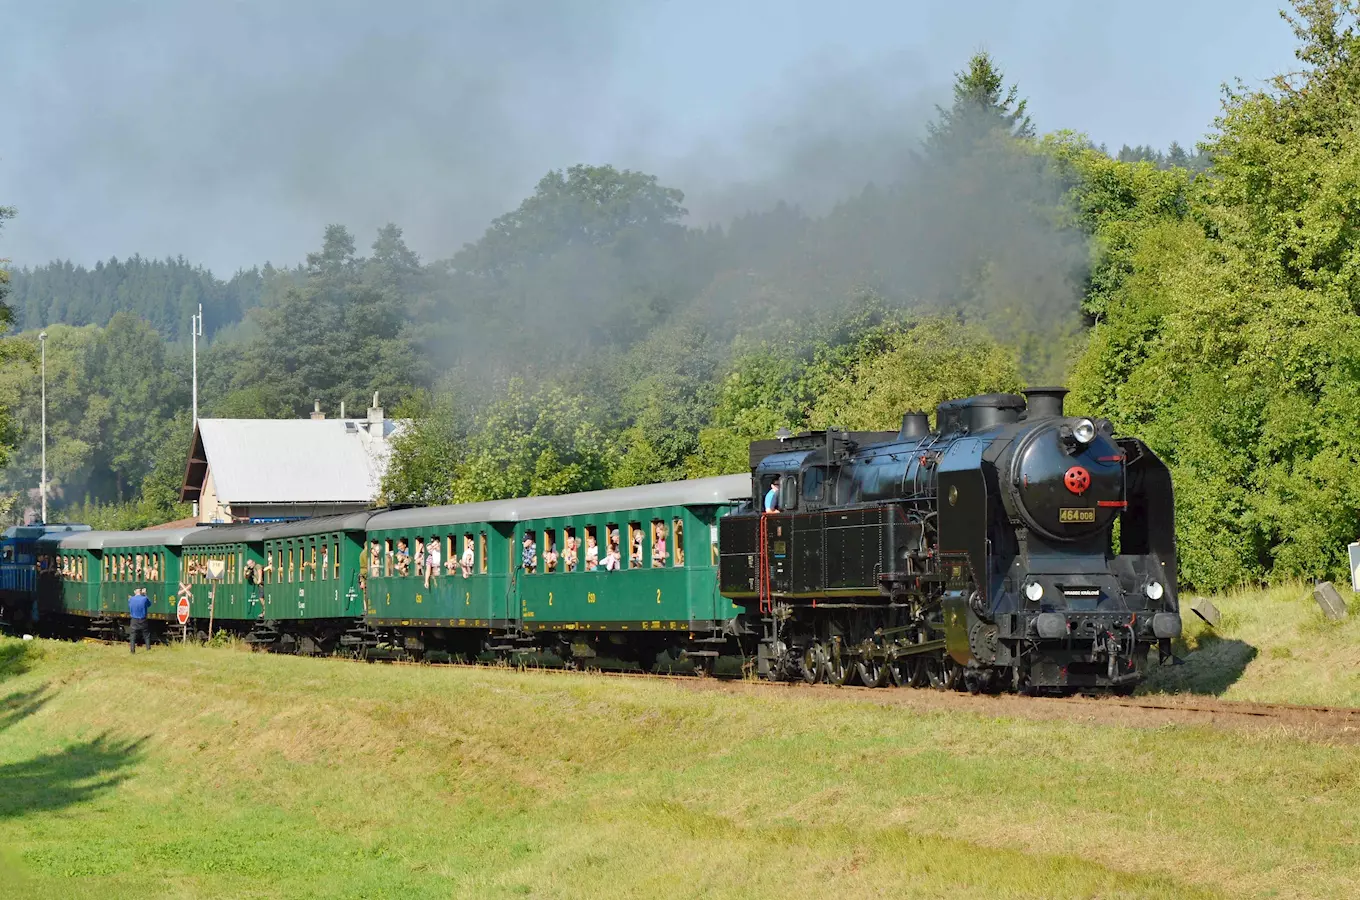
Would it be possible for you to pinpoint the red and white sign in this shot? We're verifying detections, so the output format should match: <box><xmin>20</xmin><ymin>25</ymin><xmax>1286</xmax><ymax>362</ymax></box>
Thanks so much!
<box><xmin>176</xmin><ymin>596</ymin><xmax>191</xmax><ymax>625</ymax></box>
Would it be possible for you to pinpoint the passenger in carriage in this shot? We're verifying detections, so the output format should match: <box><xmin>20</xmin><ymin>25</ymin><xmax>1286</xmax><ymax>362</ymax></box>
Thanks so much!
<box><xmin>461</xmin><ymin>536</ymin><xmax>475</xmax><ymax>578</ymax></box>
<box><xmin>584</xmin><ymin>533</ymin><xmax>599</xmax><ymax>571</ymax></box>
<box><xmin>652</xmin><ymin>523</ymin><xmax>668</xmax><ymax>568</ymax></box>
<box><xmin>413</xmin><ymin>538</ymin><xmax>426</xmax><ymax>577</ymax></box>
<box><xmin>395</xmin><ymin>538</ymin><xmax>411</xmax><ymax>576</ymax></box>
<box><xmin>543</xmin><ymin>540</ymin><xmax>558</xmax><ymax>573</ymax></box>
<box><xmin>522</xmin><ymin>533</ymin><xmax>537</xmax><ymax>574</ymax></box>
<box><xmin>630</xmin><ymin>531</ymin><xmax>644</xmax><ymax>568</ymax></box>
<box><xmin>564</xmin><ymin>533</ymin><xmax>578</xmax><ymax>572</ymax></box>
<box><xmin>603</xmin><ymin>537</ymin><xmax>621</xmax><ymax>571</ymax></box>
<box><xmin>424</xmin><ymin>535</ymin><xmax>440</xmax><ymax>588</ymax></box>
<box><xmin>368</xmin><ymin>542</ymin><xmax>381</xmax><ymax>579</ymax></box>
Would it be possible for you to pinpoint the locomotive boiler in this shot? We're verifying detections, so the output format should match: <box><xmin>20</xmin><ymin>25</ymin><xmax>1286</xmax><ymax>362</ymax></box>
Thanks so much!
<box><xmin>718</xmin><ymin>387</ymin><xmax>1179</xmax><ymax>694</ymax></box>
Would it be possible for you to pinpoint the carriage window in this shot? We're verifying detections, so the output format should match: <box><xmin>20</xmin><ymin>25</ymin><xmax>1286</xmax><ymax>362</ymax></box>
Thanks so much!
<box><xmin>333</xmin><ymin>542</ymin><xmax>341</xmax><ymax>581</ymax></box>
<box><xmin>628</xmin><ymin>522</ymin><xmax>643</xmax><ymax>568</ymax></box>
<box><xmin>384</xmin><ymin>540</ymin><xmax>393</xmax><ymax>577</ymax></box>
<box><xmin>651</xmin><ymin>520</ymin><xmax>667</xmax><ymax>568</ymax></box>
<box><xmin>479</xmin><ymin>533</ymin><xmax>488</xmax><ymax>574</ymax></box>
<box><xmin>563</xmin><ymin>527</ymin><xmax>578</xmax><ymax>573</ymax></box>
<box><xmin>522</xmin><ymin>530</ymin><xmax>538</xmax><ymax>574</ymax></box>
<box><xmin>672</xmin><ymin>518</ymin><xmax>684</xmax><ymax>567</ymax></box>
<box><xmin>288</xmin><ymin>548</ymin><xmax>295</xmax><ymax>583</ymax></box>
<box><xmin>543</xmin><ymin>529</ymin><xmax>558</xmax><ymax>573</ymax></box>
<box><xmin>583</xmin><ymin>526</ymin><xmax>599</xmax><ymax>571</ymax></box>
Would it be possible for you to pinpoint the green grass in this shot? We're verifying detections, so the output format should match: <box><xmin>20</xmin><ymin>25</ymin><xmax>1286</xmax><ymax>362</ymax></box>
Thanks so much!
<box><xmin>1</xmin><ymin>635</ymin><xmax>1358</xmax><ymax>899</ymax></box>
<box><xmin>1143</xmin><ymin>581</ymin><xmax>1360</xmax><ymax>705</ymax></box>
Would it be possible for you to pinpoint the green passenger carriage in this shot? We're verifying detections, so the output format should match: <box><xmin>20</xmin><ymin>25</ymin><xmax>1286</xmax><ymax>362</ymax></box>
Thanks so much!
<box><xmin>361</xmin><ymin>475</ymin><xmax>750</xmax><ymax>666</ymax></box>
<box><xmin>252</xmin><ymin>513</ymin><xmax>370</xmax><ymax>653</ymax></box>
<box><xmin>35</xmin><ymin>531</ymin><xmax>105</xmax><ymax>623</ymax></box>
<box><xmin>98</xmin><ymin>530</ymin><xmax>195</xmax><ymax>623</ymax></box>
<box><xmin>181</xmin><ymin>524</ymin><xmax>268</xmax><ymax>629</ymax></box>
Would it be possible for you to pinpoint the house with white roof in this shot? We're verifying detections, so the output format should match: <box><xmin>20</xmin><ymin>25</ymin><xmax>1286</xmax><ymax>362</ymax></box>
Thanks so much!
<box><xmin>179</xmin><ymin>395</ymin><xmax>406</xmax><ymax>524</ymax></box>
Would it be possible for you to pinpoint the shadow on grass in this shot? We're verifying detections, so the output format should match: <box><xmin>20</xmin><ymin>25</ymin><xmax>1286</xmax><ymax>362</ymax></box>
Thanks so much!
<box><xmin>0</xmin><ymin>685</ymin><xmax>51</xmax><ymax>736</ymax></box>
<box><xmin>0</xmin><ymin>641</ymin><xmax>41</xmax><ymax>684</ymax></box>
<box><xmin>0</xmin><ymin>733</ymin><xmax>146</xmax><ymax>821</ymax></box>
<box><xmin>1142</xmin><ymin>636</ymin><xmax>1258</xmax><ymax>696</ymax></box>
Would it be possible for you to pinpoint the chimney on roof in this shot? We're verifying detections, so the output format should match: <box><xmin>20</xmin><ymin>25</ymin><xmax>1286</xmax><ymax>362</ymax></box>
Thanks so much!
<box><xmin>340</xmin><ymin>401</ymin><xmax>346</xmax><ymax>419</ymax></box>
<box><xmin>367</xmin><ymin>391</ymin><xmax>384</xmax><ymax>437</ymax></box>
<box><xmin>310</xmin><ymin>399</ymin><xmax>324</xmax><ymax>420</ymax></box>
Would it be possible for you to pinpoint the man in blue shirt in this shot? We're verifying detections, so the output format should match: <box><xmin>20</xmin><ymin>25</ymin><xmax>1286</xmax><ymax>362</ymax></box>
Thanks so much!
<box><xmin>763</xmin><ymin>477</ymin><xmax>781</xmax><ymax>513</ymax></box>
<box><xmin>128</xmin><ymin>586</ymin><xmax>151</xmax><ymax>654</ymax></box>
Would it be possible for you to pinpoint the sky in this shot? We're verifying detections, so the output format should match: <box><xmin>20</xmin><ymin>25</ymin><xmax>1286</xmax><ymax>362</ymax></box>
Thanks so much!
<box><xmin>1</xmin><ymin>0</ymin><xmax>1301</xmax><ymax>275</ymax></box>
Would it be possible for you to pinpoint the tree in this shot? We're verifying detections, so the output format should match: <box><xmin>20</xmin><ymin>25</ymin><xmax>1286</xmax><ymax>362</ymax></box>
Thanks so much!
<box><xmin>1067</xmin><ymin>0</ymin><xmax>1360</xmax><ymax>589</ymax></box>
<box><xmin>811</xmin><ymin>318</ymin><xmax>1025</xmax><ymax>430</ymax></box>
<box><xmin>923</xmin><ymin>51</ymin><xmax>1034</xmax><ymax>159</ymax></box>
<box><xmin>229</xmin><ymin>225</ymin><xmax>425</xmax><ymax>417</ymax></box>
<box><xmin>0</xmin><ymin>202</ymin><xmax>17</xmax><ymax>471</ymax></box>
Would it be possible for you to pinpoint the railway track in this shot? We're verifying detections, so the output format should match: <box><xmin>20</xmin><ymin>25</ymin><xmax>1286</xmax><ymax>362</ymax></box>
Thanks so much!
<box><xmin>63</xmin><ymin>633</ymin><xmax>1360</xmax><ymax>736</ymax></box>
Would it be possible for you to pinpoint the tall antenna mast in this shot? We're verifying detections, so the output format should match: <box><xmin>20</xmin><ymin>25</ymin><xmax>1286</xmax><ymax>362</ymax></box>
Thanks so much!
<box><xmin>191</xmin><ymin>303</ymin><xmax>203</xmax><ymax>427</ymax></box>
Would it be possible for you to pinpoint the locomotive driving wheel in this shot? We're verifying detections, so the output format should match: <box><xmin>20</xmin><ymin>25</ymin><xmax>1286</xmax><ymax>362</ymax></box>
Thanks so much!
<box><xmin>801</xmin><ymin>644</ymin><xmax>827</xmax><ymax>684</ymax></box>
<box><xmin>855</xmin><ymin>659</ymin><xmax>883</xmax><ymax>688</ymax></box>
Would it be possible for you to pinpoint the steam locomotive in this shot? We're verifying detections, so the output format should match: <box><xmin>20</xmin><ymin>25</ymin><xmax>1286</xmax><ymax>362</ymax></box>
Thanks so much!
<box><xmin>719</xmin><ymin>387</ymin><xmax>1179</xmax><ymax>694</ymax></box>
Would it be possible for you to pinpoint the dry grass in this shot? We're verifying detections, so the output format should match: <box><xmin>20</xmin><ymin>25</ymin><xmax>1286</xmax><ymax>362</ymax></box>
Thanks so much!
<box><xmin>1143</xmin><ymin>581</ymin><xmax>1360</xmax><ymax>706</ymax></box>
<box><xmin>1</xmin><ymin>636</ymin><xmax>1357</xmax><ymax>898</ymax></box>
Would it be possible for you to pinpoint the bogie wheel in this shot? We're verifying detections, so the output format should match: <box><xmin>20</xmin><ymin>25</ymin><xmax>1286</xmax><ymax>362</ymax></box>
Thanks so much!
<box><xmin>856</xmin><ymin>660</ymin><xmax>882</xmax><ymax>688</ymax></box>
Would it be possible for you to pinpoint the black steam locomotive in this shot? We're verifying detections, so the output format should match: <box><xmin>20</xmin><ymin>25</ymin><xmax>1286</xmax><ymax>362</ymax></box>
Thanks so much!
<box><xmin>719</xmin><ymin>387</ymin><xmax>1179</xmax><ymax>694</ymax></box>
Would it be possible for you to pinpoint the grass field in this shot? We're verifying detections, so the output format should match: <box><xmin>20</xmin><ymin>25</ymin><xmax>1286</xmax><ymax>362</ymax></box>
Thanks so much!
<box><xmin>1</xmin><ymin>617</ymin><xmax>1358</xmax><ymax>900</ymax></box>
<box><xmin>1143</xmin><ymin>581</ymin><xmax>1360</xmax><ymax>706</ymax></box>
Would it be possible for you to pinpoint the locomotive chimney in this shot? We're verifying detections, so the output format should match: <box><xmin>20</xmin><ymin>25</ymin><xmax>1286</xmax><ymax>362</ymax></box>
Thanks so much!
<box><xmin>898</xmin><ymin>411</ymin><xmax>929</xmax><ymax>438</ymax></box>
<box><xmin>1022</xmin><ymin>387</ymin><xmax>1069</xmax><ymax>418</ymax></box>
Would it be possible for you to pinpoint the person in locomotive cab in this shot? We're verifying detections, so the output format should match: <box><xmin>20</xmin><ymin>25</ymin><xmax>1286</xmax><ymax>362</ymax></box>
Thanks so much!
<box><xmin>764</xmin><ymin>476</ymin><xmax>781</xmax><ymax>513</ymax></box>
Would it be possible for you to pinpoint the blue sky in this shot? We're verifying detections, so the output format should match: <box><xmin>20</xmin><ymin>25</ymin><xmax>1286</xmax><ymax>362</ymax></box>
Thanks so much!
<box><xmin>0</xmin><ymin>0</ymin><xmax>1300</xmax><ymax>273</ymax></box>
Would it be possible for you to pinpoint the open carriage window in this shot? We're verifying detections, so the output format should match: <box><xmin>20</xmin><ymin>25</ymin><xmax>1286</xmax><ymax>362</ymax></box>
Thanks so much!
<box><xmin>522</xmin><ymin>530</ymin><xmax>538</xmax><ymax>574</ymax></box>
<box><xmin>651</xmin><ymin>520</ymin><xmax>668</xmax><ymax>568</ymax></box>
<box><xmin>543</xmin><ymin>529</ymin><xmax>558</xmax><ymax>573</ymax></box>
<box><xmin>672</xmin><ymin>518</ymin><xmax>684</xmax><ymax>566</ymax></box>
<box><xmin>583</xmin><ymin>526</ymin><xmax>599</xmax><ymax>571</ymax></box>
<box><xmin>479</xmin><ymin>533</ymin><xmax>488</xmax><ymax>574</ymax></box>
<box><xmin>628</xmin><ymin>522</ymin><xmax>644</xmax><ymax>569</ymax></box>
<box><xmin>562</xmin><ymin>527</ymin><xmax>578</xmax><ymax>573</ymax></box>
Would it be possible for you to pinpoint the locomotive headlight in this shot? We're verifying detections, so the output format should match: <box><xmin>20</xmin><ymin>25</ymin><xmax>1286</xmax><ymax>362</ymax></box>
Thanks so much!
<box><xmin>1144</xmin><ymin>581</ymin><xmax>1164</xmax><ymax>601</ymax></box>
<box><xmin>1024</xmin><ymin>581</ymin><xmax>1044</xmax><ymax>602</ymax></box>
<box><xmin>1072</xmin><ymin>418</ymin><xmax>1097</xmax><ymax>444</ymax></box>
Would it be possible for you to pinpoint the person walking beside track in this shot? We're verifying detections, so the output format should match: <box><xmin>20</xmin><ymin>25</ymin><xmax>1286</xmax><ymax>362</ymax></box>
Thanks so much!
<box><xmin>128</xmin><ymin>586</ymin><xmax>151</xmax><ymax>654</ymax></box>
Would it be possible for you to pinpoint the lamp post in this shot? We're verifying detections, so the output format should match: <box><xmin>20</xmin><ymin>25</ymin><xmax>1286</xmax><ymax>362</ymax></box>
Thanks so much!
<box><xmin>38</xmin><ymin>330</ymin><xmax>47</xmax><ymax>523</ymax></box>
<box><xmin>191</xmin><ymin>303</ymin><xmax>202</xmax><ymax>427</ymax></box>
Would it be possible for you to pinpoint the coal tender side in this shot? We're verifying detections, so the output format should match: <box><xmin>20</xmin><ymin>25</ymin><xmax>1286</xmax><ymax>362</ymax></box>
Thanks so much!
<box><xmin>718</xmin><ymin>387</ymin><xmax>1179</xmax><ymax>695</ymax></box>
